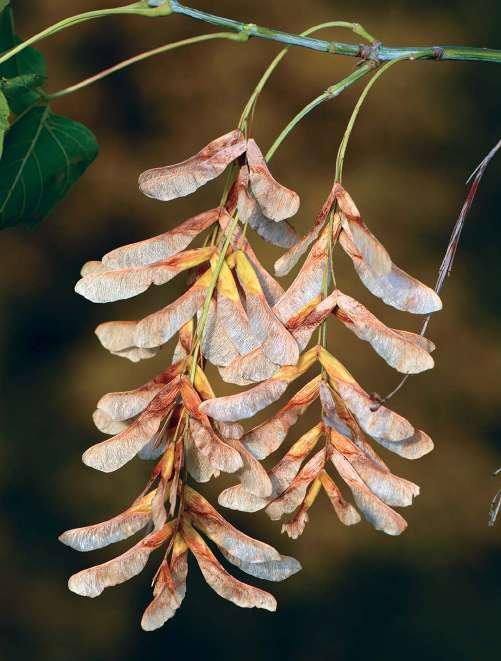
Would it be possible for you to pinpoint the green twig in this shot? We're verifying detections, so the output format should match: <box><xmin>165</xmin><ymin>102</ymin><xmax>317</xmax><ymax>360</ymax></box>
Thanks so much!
<box><xmin>238</xmin><ymin>20</ymin><xmax>377</xmax><ymax>131</ymax></box>
<box><xmin>335</xmin><ymin>56</ymin><xmax>409</xmax><ymax>182</ymax></box>
<box><xmin>168</xmin><ymin>1</ymin><xmax>501</xmax><ymax>64</ymax></box>
<box><xmin>1</xmin><ymin>0</ymin><xmax>499</xmax><ymax>71</ymax></box>
<box><xmin>0</xmin><ymin>2</ymin><xmax>172</xmax><ymax>67</ymax></box>
<box><xmin>188</xmin><ymin>213</ymin><xmax>239</xmax><ymax>383</ymax></box>
<box><xmin>266</xmin><ymin>64</ymin><xmax>373</xmax><ymax>162</ymax></box>
<box><xmin>187</xmin><ymin>29</ymin><xmax>378</xmax><ymax>380</ymax></box>
<box><xmin>187</xmin><ymin>64</ymin><xmax>377</xmax><ymax>379</ymax></box>
<box><xmin>47</xmin><ymin>32</ymin><xmax>243</xmax><ymax>99</ymax></box>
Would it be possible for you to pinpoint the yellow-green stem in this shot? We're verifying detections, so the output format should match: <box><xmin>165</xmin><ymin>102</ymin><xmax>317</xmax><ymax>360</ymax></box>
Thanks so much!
<box><xmin>238</xmin><ymin>20</ymin><xmax>376</xmax><ymax>132</ymax></box>
<box><xmin>319</xmin><ymin>215</ymin><xmax>335</xmax><ymax>349</ymax></box>
<box><xmin>48</xmin><ymin>32</ymin><xmax>244</xmax><ymax>99</ymax></box>
<box><xmin>0</xmin><ymin>2</ymin><xmax>172</xmax><ymax>67</ymax></box>
<box><xmin>188</xmin><ymin>213</ymin><xmax>240</xmax><ymax>383</ymax></box>
<box><xmin>186</xmin><ymin>49</ymin><xmax>383</xmax><ymax>384</ymax></box>
<box><xmin>334</xmin><ymin>56</ymin><xmax>415</xmax><ymax>181</ymax></box>
<box><xmin>266</xmin><ymin>64</ymin><xmax>373</xmax><ymax>162</ymax></box>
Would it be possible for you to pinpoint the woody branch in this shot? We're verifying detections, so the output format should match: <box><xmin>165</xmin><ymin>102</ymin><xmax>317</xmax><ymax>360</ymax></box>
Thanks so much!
<box><xmin>1</xmin><ymin>0</ymin><xmax>501</xmax><ymax>69</ymax></box>
<box><xmin>166</xmin><ymin>0</ymin><xmax>501</xmax><ymax>64</ymax></box>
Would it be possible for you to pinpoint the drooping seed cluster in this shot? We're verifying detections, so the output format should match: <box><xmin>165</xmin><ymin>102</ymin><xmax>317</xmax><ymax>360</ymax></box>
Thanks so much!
<box><xmin>61</xmin><ymin>129</ymin><xmax>441</xmax><ymax>630</ymax></box>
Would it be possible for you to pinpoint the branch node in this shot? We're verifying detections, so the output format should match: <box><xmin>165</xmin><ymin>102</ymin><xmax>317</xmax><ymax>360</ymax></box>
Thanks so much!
<box><xmin>238</xmin><ymin>23</ymin><xmax>256</xmax><ymax>42</ymax></box>
<box><xmin>358</xmin><ymin>40</ymin><xmax>382</xmax><ymax>66</ymax></box>
<box><xmin>369</xmin><ymin>392</ymin><xmax>384</xmax><ymax>411</ymax></box>
<box><xmin>432</xmin><ymin>46</ymin><xmax>445</xmax><ymax>60</ymax></box>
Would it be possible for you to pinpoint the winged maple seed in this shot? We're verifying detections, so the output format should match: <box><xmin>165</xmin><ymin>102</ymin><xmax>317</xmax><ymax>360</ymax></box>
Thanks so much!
<box><xmin>62</xmin><ymin>129</ymin><xmax>307</xmax><ymax>630</ymax></box>
<box><xmin>63</xmin><ymin>128</ymin><xmax>441</xmax><ymax>631</ymax></box>
<box><xmin>204</xmin><ymin>347</ymin><xmax>432</xmax><ymax>537</ymax></box>
<box><xmin>275</xmin><ymin>182</ymin><xmax>442</xmax><ymax>314</ymax></box>
<box><xmin>199</xmin><ymin>181</ymin><xmax>442</xmax><ymax>537</ymax></box>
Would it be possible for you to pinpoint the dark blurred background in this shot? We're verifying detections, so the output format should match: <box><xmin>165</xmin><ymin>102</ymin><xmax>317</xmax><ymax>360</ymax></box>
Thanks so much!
<box><xmin>0</xmin><ymin>1</ymin><xmax>500</xmax><ymax>659</ymax></box>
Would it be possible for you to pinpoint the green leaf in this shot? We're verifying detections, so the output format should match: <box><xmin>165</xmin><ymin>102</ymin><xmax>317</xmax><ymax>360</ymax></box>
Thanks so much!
<box><xmin>0</xmin><ymin>72</ymin><xmax>45</xmax><ymax>101</ymax></box>
<box><xmin>0</xmin><ymin>105</ymin><xmax>99</xmax><ymax>228</ymax></box>
<box><xmin>0</xmin><ymin>2</ymin><xmax>47</xmax><ymax>113</ymax></box>
<box><xmin>0</xmin><ymin>87</ymin><xmax>9</xmax><ymax>157</ymax></box>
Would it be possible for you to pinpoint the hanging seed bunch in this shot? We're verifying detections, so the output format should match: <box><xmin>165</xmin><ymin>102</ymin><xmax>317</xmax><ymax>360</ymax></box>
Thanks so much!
<box><xmin>61</xmin><ymin>126</ymin><xmax>441</xmax><ymax>630</ymax></box>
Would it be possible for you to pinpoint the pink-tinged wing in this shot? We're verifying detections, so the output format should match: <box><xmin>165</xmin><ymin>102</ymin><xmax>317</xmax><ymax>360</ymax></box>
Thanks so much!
<box><xmin>186</xmin><ymin>487</ymin><xmax>279</xmax><ymax>563</ymax></box>
<box><xmin>80</xmin><ymin>260</ymin><xmax>107</xmax><ymax>276</ymax></box>
<box><xmin>141</xmin><ymin>536</ymin><xmax>188</xmax><ymax>631</ymax></box>
<box><xmin>218</xmin><ymin>210</ymin><xmax>285</xmax><ymax>305</ymax></box>
<box><xmin>76</xmin><ymin>247</ymin><xmax>215</xmax><ymax>304</ymax></box>
<box><xmin>320</xmin><ymin>380</ymin><xmax>432</xmax><ymax>460</ymax></box>
<box><xmin>134</xmin><ymin>269</ymin><xmax>211</xmax><ymax>349</ymax></box>
<box><xmin>393</xmin><ymin>329</ymin><xmax>435</xmax><ymax>353</ymax></box>
<box><xmin>199</xmin><ymin>347</ymin><xmax>318</xmax><ymax>422</ymax></box>
<box><xmin>225</xmin><ymin>437</ymin><xmax>273</xmax><ymax>498</ymax></box>
<box><xmin>188</xmin><ymin>418</ymin><xmax>243</xmax><ymax>474</ymax></box>
<box><xmin>139</xmin><ymin>130</ymin><xmax>246</xmax><ymax>201</ymax></box>
<box><xmin>215</xmin><ymin>261</ymin><xmax>260</xmax><ymax>355</ymax></box>
<box><xmin>273</xmin><ymin>226</ymin><xmax>330</xmax><ymax>323</ymax></box>
<box><xmin>180</xmin><ymin>378</ymin><xmax>243</xmax><ymax>474</ymax></box>
<box><xmin>69</xmin><ymin>544</ymin><xmax>151</xmax><ymax>598</ymax></box>
<box><xmin>330</xmin><ymin>449</ymin><xmax>407</xmax><ymax>535</ymax></box>
<box><xmin>95</xmin><ymin>320</ymin><xmax>159</xmax><ymax>362</ymax></box>
<box><xmin>281</xmin><ymin>507</ymin><xmax>310</xmax><ymax>540</ymax></box>
<box><xmin>96</xmin><ymin>388</ymin><xmax>162</xmax><ymax>425</ymax></box>
<box><xmin>334</xmin><ymin>379</ymin><xmax>415</xmax><ymax>442</ymax></box>
<box><xmin>339</xmin><ymin>226</ymin><xmax>442</xmax><ymax>314</ymax></box>
<box><xmin>218</xmin><ymin>348</ymin><xmax>278</xmax><ymax>386</ymax></box>
<box><xmin>221</xmin><ymin>549</ymin><xmax>301</xmax><ymax>582</ymax></box>
<box><xmin>274</xmin><ymin>184</ymin><xmax>336</xmax><ymax>276</ymax></box>
<box><xmin>281</xmin><ymin>477</ymin><xmax>322</xmax><ymax>540</ymax></box>
<box><xmin>182</xmin><ymin>521</ymin><xmax>277</xmax><ymax>611</ymax></box>
<box><xmin>219</xmin><ymin>423</ymin><xmax>324</xmax><ymax>514</ymax></box>
<box><xmin>320</xmin><ymin>380</ymin><xmax>360</xmax><ymax>439</ymax></box>
<box><xmin>214</xmin><ymin>421</ymin><xmax>244</xmax><ymax>440</ymax></box>
<box><xmin>185</xmin><ymin>431</ymin><xmax>220</xmax><ymax>483</ymax></box>
<box><xmin>374</xmin><ymin>428</ymin><xmax>434</xmax><ymax>460</ymax></box>
<box><xmin>268</xmin><ymin>424</ymin><xmax>323</xmax><ymax>496</ymax></box>
<box><xmin>335</xmin><ymin>291</ymin><xmax>434</xmax><ymax>374</ymax></box>
<box><xmin>233</xmin><ymin>251</ymin><xmax>299</xmax><ymax>366</ymax></box>
<box><xmin>245</xmin><ymin>244</ymin><xmax>284</xmax><ymax>305</ymax></box>
<box><xmin>266</xmin><ymin>448</ymin><xmax>326</xmax><ymax>521</ymax></box>
<box><xmin>334</xmin><ymin>183</ymin><xmax>392</xmax><ymax>276</ymax></box>
<box><xmin>218</xmin><ymin>485</ymin><xmax>269</xmax><ymax>513</ymax></box>
<box><xmin>319</xmin><ymin>470</ymin><xmax>361</xmax><ymax>526</ymax></box>
<box><xmin>59</xmin><ymin>492</ymin><xmax>155</xmax><ymax>552</ymax></box>
<box><xmin>200</xmin><ymin>298</ymin><xmax>240</xmax><ymax>367</ymax></box>
<box><xmin>242</xmin><ymin>376</ymin><xmax>320</xmax><ymax>460</ymax></box>
<box><xmin>199</xmin><ymin>378</ymin><xmax>289</xmax><ymax>423</ymax></box>
<box><xmin>236</xmin><ymin>165</ymin><xmax>299</xmax><ymax>247</ymax></box>
<box><xmin>68</xmin><ymin>525</ymin><xmax>172</xmax><ymax>598</ymax></box>
<box><xmin>92</xmin><ymin>409</ymin><xmax>130</xmax><ymax>435</ymax></box>
<box><xmin>82</xmin><ymin>379</ymin><xmax>179</xmax><ymax>472</ymax></box>
<box><xmin>329</xmin><ymin>428</ymin><xmax>420</xmax><ymax>508</ymax></box>
<box><xmin>318</xmin><ymin>350</ymin><xmax>415</xmax><ymax>443</ymax></box>
<box><xmin>288</xmin><ymin>292</ymin><xmax>338</xmax><ymax>351</ymax></box>
<box><xmin>103</xmin><ymin>208</ymin><xmax>220</xmax><ymax>269</ymax></box>
<box><xmin>96</xmin><ymin>360</ymin><xmax>185</xmax><ymax>422</ymax></box>
<box><xmin>246</xmin><ymin>139</ymin><xmax>300</xmax><ymax>222</ymax></box>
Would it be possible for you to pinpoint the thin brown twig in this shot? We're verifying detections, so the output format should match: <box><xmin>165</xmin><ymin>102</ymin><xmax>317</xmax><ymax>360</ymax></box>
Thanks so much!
<box><xmin>488</xmin><ymin>468</ymin><xmax>501</xmax><ymax>527</ymax></box>
<box><xmin>372</xmin><ymin>138</ymin><xmax>501</xmax><ymax>409</ymax></box>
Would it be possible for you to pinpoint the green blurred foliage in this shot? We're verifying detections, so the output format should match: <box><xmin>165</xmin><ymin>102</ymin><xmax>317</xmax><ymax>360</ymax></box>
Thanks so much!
<box><xmin>0</xmin><ymin>2</ymin><xmax>98</xmax><ymax>229</ymax></box>
<box><xmin>0</xmin><ymin>106</ymin><xmax>99</xmax><ymax>228</ymax></box>
<box><xmin>0</xmin><ymin>1</ymin><xmax>499</xmax><ymax>659</ymax></box>
<box><xmin>0</xmin><ymin>2</ymin><xmax>47</xmax><ymax>113</ymax></box>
